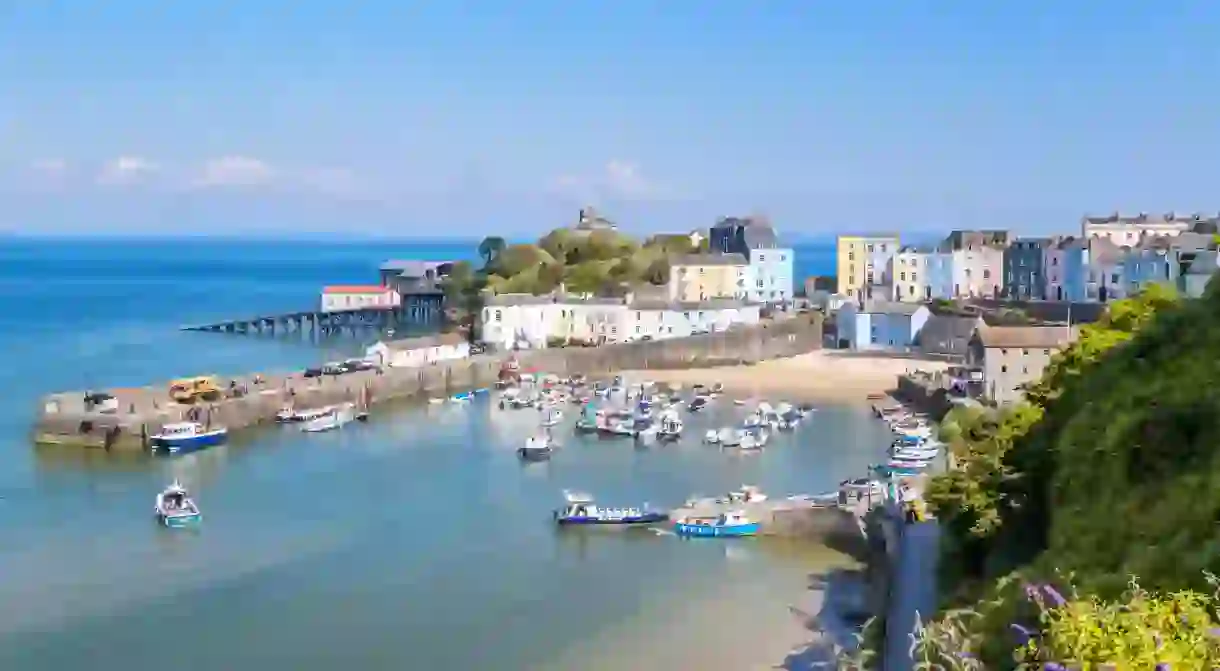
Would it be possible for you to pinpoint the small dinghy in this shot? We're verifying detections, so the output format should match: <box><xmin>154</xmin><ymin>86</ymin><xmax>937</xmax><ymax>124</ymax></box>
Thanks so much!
<box><xmin>518</xmin><ymin>434</ymin><xmax>555</xmax><ymax>461</ymax></box>
<box><xmin>155</xmin><ymin>480</ymin><xmax>201</xmax><ymax>528</ymax></box>
<box><xmin>554</xmin><ymin>491</ymin><xmax>668</xmax><ymax>526</ymax></box>
<box><xmin>302</xmin><ymin>403</ymin><xmax>357</xmax><ymax>433</ymax></box>
<box><xmin>703</xmin><ymin>429</ymin><xmax>721</xmax><ymax>444</ymax></box>
<box><xmin>673</xmin><ymin>511</ymin><xmax>760</xmax><ymax>537</ymax></box>
<box><xmin>540</xmin><ymin>407</ymin><xmax>564</xmax><ymax>428</ymax></box>
<box><xmin>656</xmin><ymin>410</ymin><xmax>683</xmax><ymax>441</ymax></box>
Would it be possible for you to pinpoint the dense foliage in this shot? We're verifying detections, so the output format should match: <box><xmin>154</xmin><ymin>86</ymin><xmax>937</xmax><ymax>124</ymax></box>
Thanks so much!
<box><xmin>917</xmin><ymin>281</ymin><xmax>1220</xmax><ymax>667</ymax></box>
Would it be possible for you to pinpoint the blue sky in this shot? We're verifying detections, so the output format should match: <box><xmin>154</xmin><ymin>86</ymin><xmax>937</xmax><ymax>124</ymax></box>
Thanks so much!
<box><xmin>2</xmin><ymin>2</ymin><xmax>1218</xmax><ymax>238</ymax></box>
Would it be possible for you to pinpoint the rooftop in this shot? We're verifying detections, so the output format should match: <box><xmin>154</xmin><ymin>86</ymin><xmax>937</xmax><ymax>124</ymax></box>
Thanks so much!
<box><xmin>379</xmin><ymin>260</ymin><xmax>452</xmax><ymax>275</ymax></box>
<box><xmin>976</xmin><ymin>325</ymin><xmax>1078</xmax><ymax>349</ymax></box>
<box><xmin>629</xmin><ymin>298</ymin><xmax>751</xmax><ymax>311</ymax></box>
<box><xmin>670</xmin><ymin>253</ymin><xmax>748</xmax><ymax>266</ymax></box>
<box><xmin>323</xmin><ymin>285</ymin><xmax>394</xmax><ymax>294</ymax></box>
<box><xmin>848</xmin><ymin>299</ymin><xmax>926</xmax><ymax>316</ymax></box>
<box><xmin>1186</xmin><ymin>251</ymin><xmax>1219</xmax><ymax>276</ymax></box>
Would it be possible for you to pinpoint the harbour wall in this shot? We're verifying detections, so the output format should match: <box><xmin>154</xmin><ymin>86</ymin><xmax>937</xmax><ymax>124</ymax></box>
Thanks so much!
<box><xmin>34</xmin><ymin>313</ymin><xmax>824</xmax><ymax>451</ymax></box>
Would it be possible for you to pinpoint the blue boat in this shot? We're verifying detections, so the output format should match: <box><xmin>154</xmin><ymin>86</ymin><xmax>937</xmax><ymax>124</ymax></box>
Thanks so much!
<box><xmin>554</xmin><ymin>491</ymin><xmax>668</xmax><ymax>526</ymax></box>
<box><xmin>149</xmin><ymin>422</ymin><xmax>228</xmax><ymax>454</ymax></box>
<box><xmin>872</xmin><ymin>464</ymin><xmax>923</xmax><ymax>477</ymax></box>
<box><xmin>673</xmin><ymin>511</ymin><xmax>761</xmax><ymax>537</ymax></box>
<box><xmin>154</xmin><ymin>480</ymin><xmax>202</xmax><ymax>528</ymax></box>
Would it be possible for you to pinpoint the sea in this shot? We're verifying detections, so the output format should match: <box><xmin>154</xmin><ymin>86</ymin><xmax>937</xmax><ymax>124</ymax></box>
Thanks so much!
<box><xmin>0</xmin><ymin>237</ymin><xmax>891</xmax><ymax>671</ymax></box>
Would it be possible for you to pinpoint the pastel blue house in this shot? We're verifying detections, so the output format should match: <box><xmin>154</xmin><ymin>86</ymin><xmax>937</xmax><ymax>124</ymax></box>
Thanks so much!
<box><xmin>709</xmin><ymin>216</ymin><xmax>795</xmax><ymax>304</ymax></box>
<box><xmin>1120</xmin><ymin>244</ymin><xmax>1173</xmax><ymax>296</ymax></box>
<box><xmin>926</xmin><ymin>251</ymin><xmax>955</xmax><ymax>299</ymax></box>
<box><xmin>835</xmin><ymin>300</ymin><xmax>931</xmax><ymax>351</ymax></box>
<box><xmin>1059</xmin><ymin>238</ymin><xmax>1090</xmax><ymax>301</ymax></box>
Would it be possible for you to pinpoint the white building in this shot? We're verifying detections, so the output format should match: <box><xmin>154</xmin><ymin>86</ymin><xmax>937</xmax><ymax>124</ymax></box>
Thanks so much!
<box><xmin>477</xmin><ymin>293</ymin><xmax>761</xmax><ymax>350</ymax></box>
<box><xmin>708</xmin><ymin>216</ymin><xmax>795</xmax><ymax>305</ymax></box>
<box><xmin>1081</xmin><ymin>212</ymin><xmax>1212</xmax><ymax>245</ymax></box>
<box><xmin>365</xmin><ymin>333</ymin><xmax>470</xmax><ymax>368</ymax></box>
<box><xmin>321</xmin><ymin>285</ymin><xmax>401</xmax><ymax>313</ymax></box>
<box><xmin>891</xmin><ymin>246</ymin><xmax>929</xmax><ymax>302</ymax></box>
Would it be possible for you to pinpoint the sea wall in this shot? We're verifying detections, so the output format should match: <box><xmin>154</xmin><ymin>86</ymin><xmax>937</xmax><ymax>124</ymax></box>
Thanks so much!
<box><xmin>34</xmin><ymin>312</ymin><xmax>824</xmax><ymax>451</ymax></box>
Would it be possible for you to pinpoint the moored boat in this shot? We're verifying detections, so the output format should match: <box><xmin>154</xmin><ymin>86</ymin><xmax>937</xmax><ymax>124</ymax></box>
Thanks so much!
<box><xmin>518</xmin><ymin>434</ymin><xmax>555</xmax><ymax>461</ymax></box>
<box><xmin>553</xmin><ymin>491</ymin><xmax>668</xmax><ymax>526</ymax></box>
<box><xmin>149</xmin><ymin>422</ymin><xmax>227</xmax><ymax>454</ymax></box>
<box><xmin>154</xmin><ymin>480</ymin><xmax>202</xmax><ymax>528</ymax></box>
<box><xmin>540</xmin><ymin>407</ymin><xmax>564</xmax><ymax>428</ymax></box>
<box><xmin>703</xmin><ymin>429</ymin><xmax>721</xmax><ymax>444</ymax></box>
<box><xmin>302</xmin><ymin>402</ymin><xmax>357</xmax><ymax>433</ymax></box>
<box><xmin>673</xmin><ymin>511</ymin><xmax>760</xmax><ymax>537</ymax></box>
<box><xmin>656</xmin><ymin>411</ymin><xmax>683</xmax><ymax>440</ymax></box>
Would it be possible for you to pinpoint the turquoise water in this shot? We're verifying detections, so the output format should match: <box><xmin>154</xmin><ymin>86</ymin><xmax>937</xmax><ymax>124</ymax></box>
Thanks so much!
<box><xmin>0</xmin><ymin>238</ymin><xmax>880</xmax><ymax>670</ymax></box>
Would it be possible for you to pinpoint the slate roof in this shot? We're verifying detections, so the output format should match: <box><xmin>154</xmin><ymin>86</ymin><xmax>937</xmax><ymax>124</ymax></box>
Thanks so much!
<box><xmin>629</xmin><ymin>298</ymin><xmax>750</xmax><ymax>311</ymax></box>
<box><xmin>915</xmin><ymin>315</ymin><xmax>982</xmax><ymax>356</ymax></box>
<box><xmin>976</xmin><ymin>325</ymin><xmax>1078</xmax><ymax>349</ymax></box>
<box><xmin>1186</xmin><ymin>251</ymin><xmax>1219</xmax><ymax>276</ymax></box>
<box><xmin>856</xmin><ymin>299</ymin><xmax>926</xmax><ymax>316</ymax></box>
<box><xmin>670</xmin><ymin>253</ymin><xmax>748</xmax><ymax>266</ymax></box>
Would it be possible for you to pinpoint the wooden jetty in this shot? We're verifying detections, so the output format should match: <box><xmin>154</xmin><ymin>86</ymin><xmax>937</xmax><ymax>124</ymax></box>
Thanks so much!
<box><xmin>182</xmin><ymin>299</ymin><xmax>442</xmax><ymax>337</ymax></box>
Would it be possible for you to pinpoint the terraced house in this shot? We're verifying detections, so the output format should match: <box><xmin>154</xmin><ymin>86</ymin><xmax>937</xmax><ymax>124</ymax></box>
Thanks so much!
<box><xmin>835</xmin><ymin>233</ymin><xmax>899</xmax><ymax>299</ymax></box>
<box><xmin>941</xmin><ymin>230</ymin><xmax>1010</xmax><ymax>298</ymax></box>
<box><xmin>891</xmin><ymin>246</ymin><xmax>931</xmax><ymax>302</ymax></box>
<box><xmin>708</xmin><ymin>216</ymin><xmax>794</xmax><ymax>305</ymax></box>
<box><xmin>1081</xmin><ymin>211</ymin><xmax>1215</xmax><ymax>245</ymax></box>
<box><xmin>667</xmin><ymin>253</ymin><xmax>748</xmax><ymax>302</ymax></box>
<box><xmin>1003</xmin><ymin>237</ymin><xmax>1053</xmax><ymax>300</ymax></box>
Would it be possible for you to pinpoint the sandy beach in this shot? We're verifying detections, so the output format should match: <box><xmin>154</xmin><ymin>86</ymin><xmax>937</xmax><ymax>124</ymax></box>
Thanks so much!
<box><xmin>621</xmin><ymin>350</ymin><xmax>952</xmax><ymax>403</ymax></box>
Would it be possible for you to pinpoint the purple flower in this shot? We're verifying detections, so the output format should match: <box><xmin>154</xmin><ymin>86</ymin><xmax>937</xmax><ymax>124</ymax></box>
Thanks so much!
<box><xmin>1041</xmin><ymin>584</ymin><xmax>1067</xmax><ymax>607</ymax></box>
<box><xmin>1155</xmin><ymin>664</ymin><xmax>1171</xmax><ymax>670</ymax></box>
<box><xmin>1045</xmin><ymin>663</ymin><xmax>1067</xmax><ymax>671</ymax></box>
<box><xmin>1010</xmin><ymin>623</ymin><xmax>1035</xmax><ymax>643</ymax></box>
<box><xmin>1023</xmin><ymin>583</ymin><xmax>1042</xmax><ymax>603</ymax></box>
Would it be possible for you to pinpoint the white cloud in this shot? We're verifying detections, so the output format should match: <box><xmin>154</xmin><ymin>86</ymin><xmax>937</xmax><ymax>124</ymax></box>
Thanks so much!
<box><xmin>30</xmin><ymin>158</ymin><xmax>68</xmax><ymax>175</ymax></box>
<box><xmin>97</xmin><ymin>156</ymin><xmax>159</xmax><ymax>185</ymax></box>
<box><xmin>550</xmin><ymin>160</ymin><xmax>677</xmax><ymax>203</ymax></box>
<box><xmin>194</xmin><ymin>155</ymin><xmax>275</xmax><ymax>188</ymax></box>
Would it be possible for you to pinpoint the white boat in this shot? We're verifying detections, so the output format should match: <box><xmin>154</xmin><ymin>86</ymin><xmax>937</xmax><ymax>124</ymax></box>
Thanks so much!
<box><xmin>739</xmin><ymin>433</ymin><xmax>761</xmax><ymax>450</ymax></box>
<box><xmin>154</xmin><ymin>480</ymin><xmax>202</xmax><ymax>527</ymax></box>
<box><xmin>727</xmin><ymin>485</ymin><xmax>768</xmax><ymax>503</ymax></box>
<box><xmin>276</xmin><ymin>405</ymin><xmax>335</xmax><ymax>423</ymax></box>
<box><xmin>657</xmin><ymin>412</ymin><xmax>684</xmax><ymax>440</ymax></box>
<box><xmin>703</xmin><ymin>429</ymin><xmax>721</xmax><ymax>444</ymax></box>
<box><xmin>718</xmin><ymin>428</ymin><xmax>742</xmax><ymax>447</ymax></box>
<box><xmin>518</xmin><ymin>434</ymin><xmax>555</xmax><ymax>461</ymax></box>
<box><xmin>302</xmin><ymin>403</ymin><xmax>356</xmax><ymax>433</ymax></box>
<box><xmin>541</xmin><ymin>408</ymin><xmax>564</xmax><ymax>428</ymax></box>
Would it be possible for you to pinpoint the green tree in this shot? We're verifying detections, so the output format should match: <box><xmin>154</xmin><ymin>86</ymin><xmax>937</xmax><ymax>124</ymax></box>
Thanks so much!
<box><xmin>644</xmin><ymin>258</ymin><xmax>671</xmax><ymax>285</ymax></box>
<box><xmin>492</xmin><ymin>244</ymin><xmax>556</xmax><ymax>278</ymax></box>
<box><xmin>564</xmin><ymin>261</ymin><xmax>612</xmax><ymax>294</ymax></box>
<box><xmin>538</xmin><ymin>229</ymin><xmax>576</xmax><ymax>265</ymax></box>
<box><xmin>477</xmin><ymin>236</ymin><xmax>507</xmax><ymax>267</ymax></box>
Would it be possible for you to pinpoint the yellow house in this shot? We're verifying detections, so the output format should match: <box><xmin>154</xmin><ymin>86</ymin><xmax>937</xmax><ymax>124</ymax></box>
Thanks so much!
<box><xmin>668</xmin><ymin>253</ymin><xmax>748</xmax><ymax>302</ymax></box>
<box><xmin>836</xmin><ymin>234</ymin><xmax>900</xmax><ymax>298</ymax></box>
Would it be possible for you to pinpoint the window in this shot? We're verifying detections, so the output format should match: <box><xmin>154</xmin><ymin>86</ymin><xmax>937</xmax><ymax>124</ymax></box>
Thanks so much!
<box><xmin>635</xmin><ymin>326</ymin><xmax>641</xmax><ymax>334</ymax></box>
<box><xmin>866</xmin><ymin>272</ymin><xmax>875</xmax><ymax>284</ymax></box>
<box><xmin>756</xmin><ymin>280</ymin><xmax>764</xmax><ymax>288</ymax></box>
<box><xmin>847</xmin><ymin>251</ymin><xmax>855</xmax><ymax>262</ymax></box>
<box><xmin>758</xmin><ymin>254</ymin><xmax>765</xmax><ymax>261</ymax></box>
<box><xmin>880</xmin><ymin>244</ymin><xmax>887</xmax><ymax>252</ymax></box>
<box><xmin>1022</xmin><ymin>349</ymin><xmax>1029</xmax><ymax>356</ymax></box>
<box><xmin>494</xmin><ymin>310</ymin><xmax>502</xmax><ymax>321</ymax></box>
<box><xmin>900</xmin><ymin>272</ymin><xmax>907</xmax><ymax>281</ymax></box>
<box><xmin>1001</xmin><ymin>365</ymin><xmax>1008</xmax><ymax>373</ymax></box>
<box><xmin>1111</xmin><ymin>273</ymin><xmax>1119</xmax><ymax>284</ymax></box>
<box><xmin>684</xmin><ymin>312</ymin><xmax>690</xmax><ymax>319</ymax></box>
<box><xmin>1052</xmin><ymin>257</ymin><xmax>1059</xmax><ymax>266</ymax></box>
<box><xmin>867</xmin><ymin>244</ymin><xmax>874</xmax><ymax>253</ymax></box>
<box><xmin>1001</xmin><ymin>349</ymin><xmax>1008</xmax><ymax>355</ymax></box>
<box><xmin>983</xmin><ymin>269</ymin><xmax>991</xmax><ymax>280</ymax></box>
<box><xmin>908</xmin><ymin>285</ymin><xmax>915</xmax><ymax>296</ymax></box>
<box><xmin>698</xmin><ymin>267</ymin><xmax>704</xmax><ymax>275</ymax></box>
<box><xmin>911</xmin><ymin>273</ymin><xmax>918</xmax><ymax>282</ymax></box>
<box><xmin>780</xmin><ymin>254</ymin><xmax>786</xmax><ymax>261</ymax></box>
<box><xmin>1043</xmin><ymin>349</ymin><xmax>1050</xmax><ymax>355</ymax></box>
<box><xmin>1022</xmin><ymin>366</ymin><xmax>1028</xmax><ymax>374</ymax></box>
<box><xmin>849</xmin><ymin>264</ymin><xmax>855</xmax><ymax>276</ymax></box>
<box><xmin>636</xmin><ymin>311</ymin><xmax>641</xmax><ymax>320</ymax></box>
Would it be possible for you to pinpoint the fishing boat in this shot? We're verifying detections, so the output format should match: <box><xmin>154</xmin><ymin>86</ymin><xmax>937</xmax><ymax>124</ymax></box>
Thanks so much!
<box><xmin>739</xmin><ymin>431</ymin><xmax>761</xmax><ymax>451</ymax></box>
<box><xmin>710</xmin><ymin>383</ymin><xmax>725</xmax><ymax>395</ymax></box>
<box><xmin>302</xmin><ymin>402</ymin><xmax>357</xmax><ymax>433</ymax></box>
<box><xmin>703</xmin><ymin>429</ymin><xmax>721</xmax><ymax>444</ymax></box>
<box><xmin>450</xmin><ymin>391</ymin><xmax>473</xmax><ymax>403</ymax></box>
<box><xmin>726</xmin><ymin>485</ymin><xmax>768</xmax><ymax>503</ymax></box>
<box><xmin>633</xmin><ymin>417</ymin><xmax>658</xmax><ymax>443</ymax></box>
<box><xmin>149</xmin><ymin>422</ymin><xmax>228</xmax><ymax>454</ymax></box>
<box><xmin>553</xmin><ymin>491</ymin><xmax>668</xmax><ymax>526</ymax></box>
<box><xmin>154</xmin><ymin>480</ymin><xmax>202</xmax><ymax>527</ymax></box>
<box><xmin>689</xmin><ymin>396</ymin><xmax>710</xmax><ymax>413</ymax></box>
<box><xmin>598</xmin><ymin>409</ymin><xmax>635</xmax><ymax>437</ymax></box>
<box><xmin>540</xmin><ymin>407</ymin><xmax>564</xmax><ymax>428</ymax></box>
<box><xmin>518</xmin><ymin>434</ymin><xmax>555</xmax><ymax>461</ymax></box>
<box><xmin>673</xmin><ymin>511</ymin><xmax>760</xmax><ymax>537</ymax></box>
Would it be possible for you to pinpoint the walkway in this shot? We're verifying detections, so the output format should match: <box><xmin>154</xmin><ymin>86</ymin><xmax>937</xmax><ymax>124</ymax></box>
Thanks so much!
<box><xmin>883</xmin><ymin>519</ymin><xmax>941</xmax><ymax>671</ymax></box>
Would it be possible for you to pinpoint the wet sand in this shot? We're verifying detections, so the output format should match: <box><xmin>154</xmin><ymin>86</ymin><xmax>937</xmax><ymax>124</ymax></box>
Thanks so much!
<box><xmin>621</xmin><ymin>351</ymin><xmax>951</xmax><ymax>403</ymax></box>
